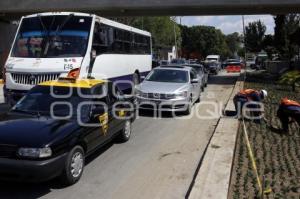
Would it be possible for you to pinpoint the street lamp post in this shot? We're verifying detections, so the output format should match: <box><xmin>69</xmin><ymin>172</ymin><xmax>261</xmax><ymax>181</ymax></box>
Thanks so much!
<box><xmin>173</xmin><ymin>17</ymin><xmax>178</xmax><ymax>59</ymax></box>
<box><xmin>242</xmin><ymin>15</ymin><xmax>247</xmax><ymax>61</ymax></box>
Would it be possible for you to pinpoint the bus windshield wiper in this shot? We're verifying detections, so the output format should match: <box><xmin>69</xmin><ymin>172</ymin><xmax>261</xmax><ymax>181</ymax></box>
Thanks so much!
<box><xmin>40</xmin><ymin>15</ymin><xmax>56</xmax><ymax>58</ymax></box>
<box><xmin>54</xmin><ymin>14</ymin><xmax>74</xmax><ymax>36</ymax></box>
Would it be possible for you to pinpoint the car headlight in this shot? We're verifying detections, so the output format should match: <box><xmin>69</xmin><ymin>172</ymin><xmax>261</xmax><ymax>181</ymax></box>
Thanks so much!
<box><xmin>18</xmin><ymin>147</ymin><xmax>52</xmax><ymax>158</ymax></box>
<box><xmin>175</xmin><ymin>91</ymin><xmax>188</xmax><ymax>98</ymax></box>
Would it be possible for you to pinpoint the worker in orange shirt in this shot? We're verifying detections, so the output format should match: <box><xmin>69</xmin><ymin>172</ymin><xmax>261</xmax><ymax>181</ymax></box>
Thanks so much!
<box><xmin>233</xmin><ymin>89</ymin><xmax>268</xmax><ymax>120</ymax></box>
<box><xmin>277</xmin><ymin>98</ymin><xmax>300</xmax><ymax>133</ymax></box>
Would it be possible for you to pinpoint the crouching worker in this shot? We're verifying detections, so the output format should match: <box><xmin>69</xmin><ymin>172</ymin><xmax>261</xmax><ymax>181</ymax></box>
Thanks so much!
<box><xmin>277</xmin><ymin>98</ymin><xmax>300</xmax><ymax>133</ymax></box>
<box><xmin>233</xmin><ymin>89</ymin><xmax>268</xmax><ymax>120</ymax></box>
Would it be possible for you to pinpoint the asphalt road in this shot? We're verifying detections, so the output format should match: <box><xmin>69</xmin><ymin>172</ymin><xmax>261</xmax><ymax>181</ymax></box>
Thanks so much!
<box><xmin>0</xmin><ymin>71</ymin><xmax>239</xmax><ymax>199</ymax></box>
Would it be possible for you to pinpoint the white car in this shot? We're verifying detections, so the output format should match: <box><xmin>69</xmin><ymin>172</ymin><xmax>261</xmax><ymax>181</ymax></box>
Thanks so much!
<box><xmin>135</xmin><ymin>66</ymin><xmax>202</xmax><ymax>114</ymax></box>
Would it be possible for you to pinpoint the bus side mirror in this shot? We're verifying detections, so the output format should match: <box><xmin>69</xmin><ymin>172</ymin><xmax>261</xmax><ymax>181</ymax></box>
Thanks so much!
<box><xmin>91</xmin><ymin>50</ymin><xmax>97</xmax><ymax>60</ymax></box>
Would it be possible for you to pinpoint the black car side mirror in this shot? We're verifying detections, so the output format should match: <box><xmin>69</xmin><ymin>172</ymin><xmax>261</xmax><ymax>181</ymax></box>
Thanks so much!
<box><xmin>90</xmin><ymin>106</ymin><xmax>105</xmax><ymax>119</ymax></box>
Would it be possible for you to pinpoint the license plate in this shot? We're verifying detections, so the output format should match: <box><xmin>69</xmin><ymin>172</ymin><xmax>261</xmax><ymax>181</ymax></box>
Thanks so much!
<box><xmin>141</xmin><ymin>100</ymin><xmax>160</xmax><ymax>105</ymax></box>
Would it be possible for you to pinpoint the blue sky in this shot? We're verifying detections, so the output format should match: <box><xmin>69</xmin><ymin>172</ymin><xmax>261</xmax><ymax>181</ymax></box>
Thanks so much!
<box><xmin>179</xmin><ymin>15</ymin><xmax>274</xmax><ymax>35</ymax></box>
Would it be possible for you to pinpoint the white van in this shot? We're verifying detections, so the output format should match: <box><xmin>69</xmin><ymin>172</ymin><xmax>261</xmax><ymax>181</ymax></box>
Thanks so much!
<box><xmin>3</xmin><ymin>12</ymin><xmax>152</xmax><ymax>104</ymax></box>
<box><xmin>206</xmin><ymin>55</ymin><xmax>220</xmax><ymax>63</ymax></box>
<box><xmin>205</xmin><ymin>55</ymin><xmax>221</xmax><ymax>72</ymax></box>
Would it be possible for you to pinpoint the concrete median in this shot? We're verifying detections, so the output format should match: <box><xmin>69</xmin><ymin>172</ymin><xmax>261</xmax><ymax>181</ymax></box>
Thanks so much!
<box><xmin>188</xmin><ymin>76</ymin><xmax>244</xmax><ymax>199</ymax></box>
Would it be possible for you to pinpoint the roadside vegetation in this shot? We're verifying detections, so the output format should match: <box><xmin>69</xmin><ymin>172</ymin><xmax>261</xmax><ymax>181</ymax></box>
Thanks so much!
<box><xmin>229</xmin><ymin>71</ymin><xmax>300</xmax><ymax>199</ymax></box>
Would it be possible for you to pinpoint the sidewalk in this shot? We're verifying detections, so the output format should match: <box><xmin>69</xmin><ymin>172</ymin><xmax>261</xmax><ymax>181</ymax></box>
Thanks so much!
<box><xmin>188</xmin><ymin>76</ymin><xmax>244</xmax><ymax>199</ymax></box>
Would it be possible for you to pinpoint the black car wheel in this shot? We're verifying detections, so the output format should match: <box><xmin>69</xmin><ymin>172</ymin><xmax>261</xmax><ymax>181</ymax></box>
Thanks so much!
<box><xmin>60</xmin><ymin>146</ymin><xmax>85</xmax><ymax>186</ymax></box>
<box><xmin>118</xmin><ymin>120</ymin><xmax>132</xmax><ymax>142</ymax></box>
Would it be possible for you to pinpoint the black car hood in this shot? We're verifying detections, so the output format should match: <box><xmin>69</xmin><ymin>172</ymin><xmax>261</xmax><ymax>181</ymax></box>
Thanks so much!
<box><xmin>0</xmin><ymin>112</ymin><xmax>79</xmax><ymax>147</ymax></box>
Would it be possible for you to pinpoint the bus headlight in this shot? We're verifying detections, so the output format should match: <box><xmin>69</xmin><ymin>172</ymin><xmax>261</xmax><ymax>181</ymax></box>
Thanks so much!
<box><xmin>18</xmin><ymin>147</ymin><xmax>52</xmax><ymax>158</ymax></box>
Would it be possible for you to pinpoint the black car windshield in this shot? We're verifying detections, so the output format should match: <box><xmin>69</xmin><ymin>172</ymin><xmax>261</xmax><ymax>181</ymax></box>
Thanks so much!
<box><xmin>12</xmin><ymin>86</ymin><xmax>93</xmax><ymax>118</ymax></box>
<box><xmin>227</xmin><ymin>59</ymin><xmax>240</xmax><ymax>63</ymax></box>
<box><xmin>146</xmin><ymin>69</ymin><xmax>188</xmax><ymax>83</ymax></box>
<box><xmin>11</xmin><ymin>15</ymin><xmax>92</xmax><ymax>58</ymax></box>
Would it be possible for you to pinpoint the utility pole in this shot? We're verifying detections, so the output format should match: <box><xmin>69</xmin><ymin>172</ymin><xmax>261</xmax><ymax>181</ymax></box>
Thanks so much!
<box><xmin>173</xmin><ymin>17</ymin><xmax>178</xmax><ymax>58</ymax></box>
<box><xmin>242</xmin><ymin>15</ymin><xmax>247</xmax><ymax>60</ymax></box>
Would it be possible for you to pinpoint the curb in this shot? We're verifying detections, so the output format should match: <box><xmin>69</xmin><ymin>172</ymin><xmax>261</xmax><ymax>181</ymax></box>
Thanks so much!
<box><xmin>188</xmin><ymin>74</ymin><xmax>244</xmax><ymax>199</ymax></box>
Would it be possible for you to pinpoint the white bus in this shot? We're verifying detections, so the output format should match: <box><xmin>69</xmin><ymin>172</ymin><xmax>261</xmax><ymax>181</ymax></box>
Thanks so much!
<box><xmin>3</xmin><ymin>12</ymin><xmax>152</xmax><ymax>104</ymax></box>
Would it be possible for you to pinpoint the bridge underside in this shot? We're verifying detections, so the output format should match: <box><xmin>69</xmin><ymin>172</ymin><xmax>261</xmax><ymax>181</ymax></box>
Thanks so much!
<box><xmin>0</xmin><ymin>0</ymin><xmax>300</xmax><ymax>20</ymax></box>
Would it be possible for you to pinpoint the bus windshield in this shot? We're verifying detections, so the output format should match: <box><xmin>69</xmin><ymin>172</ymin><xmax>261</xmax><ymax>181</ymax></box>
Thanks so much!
<box><xmin>11</xmin><ymin>15</ymin><xmax>92</xmax><ymax>58</ymax></box>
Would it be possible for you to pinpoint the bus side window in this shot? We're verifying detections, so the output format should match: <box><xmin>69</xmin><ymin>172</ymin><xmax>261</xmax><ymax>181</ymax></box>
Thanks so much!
<box><xmin>93</xmin><ymin>23</ymin><xmax>109</xmax><ymax>55</ymax></box>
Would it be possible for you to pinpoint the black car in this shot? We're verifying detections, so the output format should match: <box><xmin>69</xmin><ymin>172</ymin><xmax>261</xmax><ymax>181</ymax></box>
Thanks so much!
<box><xmin>0</xmin><ymin>79</ymin><xmax>134</xmax><ymax>185</ymax></box>
<box><xmin>203</xmin><ymin>62</ymin><xmax>220</xmax><ymax>75</ymax></box>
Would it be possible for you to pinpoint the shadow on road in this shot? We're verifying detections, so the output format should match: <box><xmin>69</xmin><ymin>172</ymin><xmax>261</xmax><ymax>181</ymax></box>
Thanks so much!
<box><xmin>138</xmin><ymin>109</ymin><xmax>187</xmax><ymax>118</ymax></box>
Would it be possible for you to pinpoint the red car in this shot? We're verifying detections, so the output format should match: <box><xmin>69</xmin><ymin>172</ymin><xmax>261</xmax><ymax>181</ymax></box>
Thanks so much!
<box><xmin>225</xmin><ymin>61</ymin><xmax>242</xmax><ymax>73</ymax></box>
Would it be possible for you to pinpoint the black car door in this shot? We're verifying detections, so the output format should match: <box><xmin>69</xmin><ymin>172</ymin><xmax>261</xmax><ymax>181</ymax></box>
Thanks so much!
<box><xmin>82</xmin><ymin>85</ymin><xmax>112</xmax><ymax>152</ymax></box>
<box><xmin>105</xmin><ymin>84</ymin><xmax>125</xmax><ymax>139</ymax></box>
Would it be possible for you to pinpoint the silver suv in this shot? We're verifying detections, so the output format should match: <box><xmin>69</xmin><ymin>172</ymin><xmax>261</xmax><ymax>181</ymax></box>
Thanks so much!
<box><xmin>135</xmin><ymin>66</ymin><xmax>202</xmax><ymax>114</ymax></box>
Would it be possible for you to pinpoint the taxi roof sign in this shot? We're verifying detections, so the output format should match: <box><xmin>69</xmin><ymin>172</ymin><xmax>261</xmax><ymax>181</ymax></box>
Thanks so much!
<box><xmin>39</xmin><ymin>78</ymin><xmax>107</xmax><ymax>88</ymax></box>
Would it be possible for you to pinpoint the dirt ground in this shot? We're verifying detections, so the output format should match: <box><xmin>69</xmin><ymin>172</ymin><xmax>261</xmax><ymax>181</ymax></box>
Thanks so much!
<box><xmin>228</xmin><ymin>71</ymin><xmax>300</xmax><ymax>199</ymax></box>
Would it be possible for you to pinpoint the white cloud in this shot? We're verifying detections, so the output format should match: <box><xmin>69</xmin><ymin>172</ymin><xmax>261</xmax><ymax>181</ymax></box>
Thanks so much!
<box><xmin>180</xmin><ymin>15</ymin><xmax>274</xmax><ymax>35</ymax></box>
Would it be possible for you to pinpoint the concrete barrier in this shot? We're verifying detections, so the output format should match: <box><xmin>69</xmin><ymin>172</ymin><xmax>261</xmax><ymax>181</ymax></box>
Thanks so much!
<box><xmin>188</xmin><ymin>76</ymin><xmax>244</xmax><ymax>199</ymax></box>
<box><xmin>265</xmin><ymin>61</ymin><xmax>289</xmax><ymax>74</ymax></box>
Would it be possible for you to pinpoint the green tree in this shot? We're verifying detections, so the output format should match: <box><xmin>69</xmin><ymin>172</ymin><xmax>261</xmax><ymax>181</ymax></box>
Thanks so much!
<box><xmin>274</xmin><ymin>15</ymin><xmax>288</xmax><ymax>59</ymax></box>
<box><xmin>225</xmin><ymin>32</ymin><xmax>242</xmax><ymax>57</ymax></box>
<box><xmin>131</xmin><ymin>17</ymin><xmax>181</xmax><ymax>49</ymax></box>
<box><xmin>262</xmin><ymin>34</ymin><xmax>276</xmax><ymax>59</ymax></box>
<box><xmin>180</xmin><ymin>25</ymin><xmax>230</xmax><ymax>59</ymax></box>
<box><xmin>244</xmin><ymin>20</ymin><xmax>266</xmax><ymax>53</ymax></box>
<box><xmin>111</xmin><ymin>16</ymin><xmax>182</xmax><ymax>53</ymax></box>
<box><xmin>274</xmin><ymin>14</ymin><xmax>300</xmax><ymax>60</ymax></box>
<box><xmin>279</xmin><ymin>70</ymin><xmax>300</xmax><ymax>91</ymax></box>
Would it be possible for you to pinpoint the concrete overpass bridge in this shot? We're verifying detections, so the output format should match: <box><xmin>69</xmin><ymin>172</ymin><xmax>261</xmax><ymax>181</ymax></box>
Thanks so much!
<box><xmin>0</xmin><ymin>0</ymin><xmax>300</xmax><ymax>19</ymax></box>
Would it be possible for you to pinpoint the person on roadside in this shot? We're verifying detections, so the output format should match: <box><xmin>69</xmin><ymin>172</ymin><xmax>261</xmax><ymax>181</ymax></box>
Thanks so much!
<box><xmin>277</xmin><ymin>98</ymin><xmax>300</xmax><ymax>133</ymax></box>
<box><xmin>233</xmin><ymin>89</ymin><xmax>268</xmax><ymax>120</ymax></box>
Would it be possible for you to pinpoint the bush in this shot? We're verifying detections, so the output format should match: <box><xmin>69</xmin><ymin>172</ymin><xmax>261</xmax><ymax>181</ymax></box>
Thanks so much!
<box><xmin>279</xmin><ymin>70</ymin><xmax>300</xmax><ymax>91</ymax></box>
